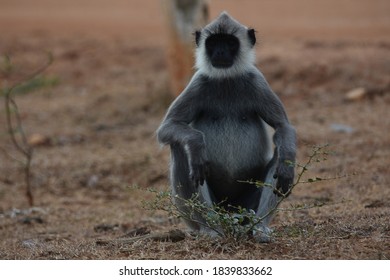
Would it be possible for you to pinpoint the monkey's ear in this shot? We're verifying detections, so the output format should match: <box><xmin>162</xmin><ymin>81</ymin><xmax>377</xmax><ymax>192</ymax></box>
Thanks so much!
<box><xmin>247</xmin><ymin>28</ymin><xmax>256</xmax><ymax>46</ymax></box>
<box><xmin>195</xmin><ymin>30</ymin><xmax>201</xmax><ymax>46</ymax></box>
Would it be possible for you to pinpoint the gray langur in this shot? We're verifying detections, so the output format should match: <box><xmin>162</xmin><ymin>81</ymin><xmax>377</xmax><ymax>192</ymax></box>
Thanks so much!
<box><xmin>157</xmin><ymin>12</ymin><xmax>296</xmax><ymax>242</ymax></box>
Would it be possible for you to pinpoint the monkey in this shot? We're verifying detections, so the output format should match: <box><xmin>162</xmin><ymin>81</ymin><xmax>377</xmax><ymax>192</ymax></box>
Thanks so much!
<box><xmin>157</xmin><ymin>12</ymin><xmax>296</xmax><ymax>242</ymax></box>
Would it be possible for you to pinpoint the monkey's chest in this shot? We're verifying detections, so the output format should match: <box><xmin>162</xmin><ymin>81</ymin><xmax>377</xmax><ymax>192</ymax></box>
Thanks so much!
<box><xmin>193</xmin><ymin>109</ymin><xmax>265</xmax><ymax>138</ymax></box>
<box><xmin>192</xmin><ymin>113</ymin><xmax>271</xmax><ymax>173</ymax></box>
<box><xmin>192</xmin><ymin>114</ymin><xmax>271</xmax><ymax>201</ymax></box>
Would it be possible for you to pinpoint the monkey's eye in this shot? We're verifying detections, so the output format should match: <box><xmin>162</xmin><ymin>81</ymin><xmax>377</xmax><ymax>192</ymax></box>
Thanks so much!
<box><xmin>205</xmin><ymin>36</ymin><xmax>220</xmax><ymax>53</ymax></box>
<box><xmin>206</xmin><ymin>40</ymin><xmax>217</xmax><ymax>51</ymax></box>
<box><xmin>226</xmin><ymin>38</ymin><xmax>239</xmax><ymax>51</ymax></box>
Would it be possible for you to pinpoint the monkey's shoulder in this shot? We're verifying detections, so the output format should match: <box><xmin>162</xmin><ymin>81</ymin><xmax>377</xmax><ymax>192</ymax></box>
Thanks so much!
<box><xmin>195</xmin><ymin>71</ymin><xmax>264</xmax><ymax>96</ymax></box>
<box><xmin>175</xmin><ymin>70</ymin><xmax>272</xmax><ymax>117</ymax></box>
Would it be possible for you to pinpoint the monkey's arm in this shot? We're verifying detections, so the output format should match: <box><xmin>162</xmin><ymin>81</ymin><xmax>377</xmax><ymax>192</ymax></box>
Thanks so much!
<box><xmin>271</xmin><ymin>121</ymin><xmax>296</xmax><ymax>195</ymax></box>
<box><xmin>256</xmin><ymin>76</ymin><xmax>297</xmax><ymax>195</ymax></box>
<box><xmin>157</xmin><ymin>87</ymin><xmax>208</xmax><ymax>186</ymax></box>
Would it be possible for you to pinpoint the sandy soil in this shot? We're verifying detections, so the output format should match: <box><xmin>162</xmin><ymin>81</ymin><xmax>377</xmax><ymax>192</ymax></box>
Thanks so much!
<box><xmin>0</xmin><ymin>0</ymin><xmax>389</xmax><ymax>259</ymax></box>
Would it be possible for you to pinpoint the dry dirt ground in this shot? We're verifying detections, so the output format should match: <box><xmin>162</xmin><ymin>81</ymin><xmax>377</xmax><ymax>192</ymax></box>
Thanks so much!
<box><xmin>0</xmin><ymin>0</ymin><xmax>389</xmax><ymax>259</ymax></box>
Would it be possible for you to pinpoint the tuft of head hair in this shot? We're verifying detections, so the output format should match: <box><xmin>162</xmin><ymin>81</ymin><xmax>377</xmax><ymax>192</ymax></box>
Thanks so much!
<box><xmin>195</xmin><ymin>12</ymin><xmax>257</xmax><ymax>79</ymax></box>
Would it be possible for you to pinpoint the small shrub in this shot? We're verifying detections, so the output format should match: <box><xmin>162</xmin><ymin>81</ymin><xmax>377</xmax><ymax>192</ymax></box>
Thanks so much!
<box><xmin>145</xmin><ymin>144</ymin><xmax>344</xmax><ymax>240</ymax></box>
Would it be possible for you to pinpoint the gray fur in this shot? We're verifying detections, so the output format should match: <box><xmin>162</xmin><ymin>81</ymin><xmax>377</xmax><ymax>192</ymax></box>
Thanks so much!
<box><xmin>157</xmin><ymin>12</ymin><xmax>296</xmax><ymax>241</ymax></box>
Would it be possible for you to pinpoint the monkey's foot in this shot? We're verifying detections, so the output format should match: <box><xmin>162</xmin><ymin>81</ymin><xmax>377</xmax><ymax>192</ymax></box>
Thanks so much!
<box><xmin>252</xmin><ymin>226</ymin><xmax>273</xmax><ymax>243</ymax></box>
<box><xmin>186</xmin><ymin>227</ymin><xmax>221</xmax><ymax>239</ymax></box>
<box><xmin>199</xmin><ymin>227</ymin><xmax>221</xmax><ymax>238</ymax></box>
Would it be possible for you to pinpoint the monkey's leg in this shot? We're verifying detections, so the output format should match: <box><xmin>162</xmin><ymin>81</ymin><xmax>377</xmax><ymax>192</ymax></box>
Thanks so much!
<box><xmin>170</xmin><ymin>146</ymin><xmax>218</xmax><ymax>236</ymax></box>
<box><xmin>172</xmin><ymin>181</ymin><xmax>220</xmax><ymax>237</ymax></box>
<box><xmin>253</xmin><ymin>152</ymin><xmax>279</xmax><ymax>242</ymax></box>
<box><xmin>197</xmin><ymin>182</ymin><xmax>221</xmax><ymax>237</ymax></box>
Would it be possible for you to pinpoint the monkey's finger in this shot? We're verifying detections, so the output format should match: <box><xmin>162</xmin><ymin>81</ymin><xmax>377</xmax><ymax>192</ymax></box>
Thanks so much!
<box><xmin>190</xmin><ymin>169</ymin><xmax>205</xmax><ymax>187</ymax></box>
<box><xmin>276</xmin><ymin>177</ymin><xmax>293</xmax><ymax>196</ymax></box>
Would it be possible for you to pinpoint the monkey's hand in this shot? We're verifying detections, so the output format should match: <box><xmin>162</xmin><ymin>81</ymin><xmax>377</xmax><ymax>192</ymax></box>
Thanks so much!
<box><xmin>274</xmin><ymin>159</ymin><xmax>295</xmax><ymax>196</ymax></box>
<box><xmin>189</xmin><ymin>153</ymin><xmax>210</xmax><ymax>187</ymax></box>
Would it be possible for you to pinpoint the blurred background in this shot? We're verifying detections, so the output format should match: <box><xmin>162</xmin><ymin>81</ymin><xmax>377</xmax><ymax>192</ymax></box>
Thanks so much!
<box><xmin>0</xmin><ymin>0</ymin><xmax>389</xmax><ymax>259</ymax></box>
<box><xmin>1</xmin><ymin>0</ymin><xmax>389</xmax><ymax>40</ymax></box>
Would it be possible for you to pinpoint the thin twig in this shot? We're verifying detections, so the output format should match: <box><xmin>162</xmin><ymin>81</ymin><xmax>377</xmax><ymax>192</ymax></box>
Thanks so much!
<box><xmin>2</xmin><ymin>52</ymin><xmax>53</xmax><ymax>206</ymax></box>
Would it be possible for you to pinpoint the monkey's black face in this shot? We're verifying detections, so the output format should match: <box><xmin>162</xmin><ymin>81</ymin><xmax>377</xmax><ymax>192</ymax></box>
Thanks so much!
<box><xmin>205</xmin><ymin>34</ymin><xmax>240</xmax><ymax>68</ymax></box>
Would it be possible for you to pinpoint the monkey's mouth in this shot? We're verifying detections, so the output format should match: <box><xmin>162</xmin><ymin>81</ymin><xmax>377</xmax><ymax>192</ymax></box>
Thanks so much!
<box><xmin>211</xmin><ymin>61</ymin><xmax>234</xmax><ymax>68</ymax></box>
